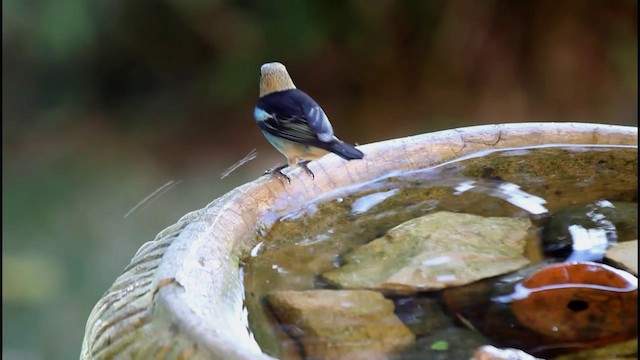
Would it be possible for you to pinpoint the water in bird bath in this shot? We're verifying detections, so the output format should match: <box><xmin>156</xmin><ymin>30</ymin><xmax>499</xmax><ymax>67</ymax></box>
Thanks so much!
<box><xmin>241</xmin><ymin>144</ymin><xmax>638</xmax><ymax>359</ymax></box>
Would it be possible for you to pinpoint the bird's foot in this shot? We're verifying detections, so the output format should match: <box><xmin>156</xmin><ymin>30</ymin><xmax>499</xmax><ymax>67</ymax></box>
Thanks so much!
<box><xmin>299</xmin><ymin>160</ymin><xmax>315</xmax><ymax>179</ymax></box>
<box><xmin>264</xmin><ymin>164</ymin><xmax>290</xmax><ymax>184</ymax></box>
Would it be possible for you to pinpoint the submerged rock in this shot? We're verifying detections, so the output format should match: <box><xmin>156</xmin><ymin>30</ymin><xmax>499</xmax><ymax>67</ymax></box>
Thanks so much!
<box><xmin>267</xmin><ymin>289</ymin><xmax>414</xmax><ymax>360</ymax></box>
<box><xmin>606</xmin><ymin>240</ymin><xmax>638</xmax><ymax>275</ymax></box>
<box><xmin>509</xmin><ymin>261</ymin><xmax>638</xmax><ymax>343</ymax></box>
<box><xmin>322</xmin><ymin>211</ymin><xmax>533</xmax><ymax>294</ymax></box>
<box><xmin>441</xmin><ymin>260</ymin><xmax>638</xmax><ymax>358</ymax></box>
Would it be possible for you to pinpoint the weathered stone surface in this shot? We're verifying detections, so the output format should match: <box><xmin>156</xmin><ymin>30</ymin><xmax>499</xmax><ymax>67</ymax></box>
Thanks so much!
<box><xmin>322</xmin><ymin>211</ymin><xmax>532</xmax><ymax>293</ymax></box>
<box><xmin>606</xmin><ymin>240</ymin><xmax>638</xmax><ymax>275</ymax></box>
<box><xmin>267</xmin><ymin>289</ymin><xmax>414</xmax><ymax>360</ymax></box>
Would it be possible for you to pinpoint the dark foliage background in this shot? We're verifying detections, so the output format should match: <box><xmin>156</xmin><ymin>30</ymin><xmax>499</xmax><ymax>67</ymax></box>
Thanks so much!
<box><xmin>2</xmin><ymin>1</ymin><xmax>636</xmax><ymax>358</ymax></box>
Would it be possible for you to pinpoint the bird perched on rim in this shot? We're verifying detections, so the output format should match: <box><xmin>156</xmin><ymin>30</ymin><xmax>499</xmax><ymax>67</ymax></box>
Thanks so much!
<box><xmin>254</xmin><ymin>62</ymin><xmax>364</xmax><ymax>183</ymax></box>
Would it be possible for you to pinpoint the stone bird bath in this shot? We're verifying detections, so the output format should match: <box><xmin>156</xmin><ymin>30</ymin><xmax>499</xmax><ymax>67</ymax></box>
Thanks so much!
<box><xmin>80</xmin><ymin>122</ymin><xmax>637</xmax><ymax>359</ymax></box>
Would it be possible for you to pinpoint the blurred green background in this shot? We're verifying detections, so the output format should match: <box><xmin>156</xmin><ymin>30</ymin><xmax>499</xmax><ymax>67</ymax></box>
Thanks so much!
<box><xmin>2</xmin><ymin>0</ymin><xmax>637</xmax><ymax>359</ymax></box>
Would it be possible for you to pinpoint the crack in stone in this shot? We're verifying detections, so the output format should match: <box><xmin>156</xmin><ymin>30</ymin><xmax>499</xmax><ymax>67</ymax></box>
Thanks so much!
<box><xmin>456</xmin><ymin>129</ymin><xmax>503</xmax><ymax>149</ymax></box>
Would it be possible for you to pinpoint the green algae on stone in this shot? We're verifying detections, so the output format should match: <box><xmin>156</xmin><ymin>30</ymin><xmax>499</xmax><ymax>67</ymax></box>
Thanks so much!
<box><xmin>322</xmin><ymin>211</ymin><xmax>533</xmax><ymax>294</ymax></box>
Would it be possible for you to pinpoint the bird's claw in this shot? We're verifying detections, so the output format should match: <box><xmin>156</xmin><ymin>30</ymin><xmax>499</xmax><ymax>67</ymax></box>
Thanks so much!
<box><xmin>264</xmin><ymin>164</ymin><xmax>291</xmax><ymax>184</ymax></box>
<box><xmin>264</xmin><ymin>161</ymin><xmax>315</xmax><ymax>184</ymax></box>
<box><xmin>299</xmin><ymin>160</ymin><xmax>315</xmax><ymax>179</ymax></box>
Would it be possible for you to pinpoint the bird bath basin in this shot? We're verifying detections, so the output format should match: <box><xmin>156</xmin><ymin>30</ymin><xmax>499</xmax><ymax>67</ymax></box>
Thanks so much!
<box><xmin>81</xmin><ymin>122</ymin><xmax>637</xmax><ymax>359</ymax></box>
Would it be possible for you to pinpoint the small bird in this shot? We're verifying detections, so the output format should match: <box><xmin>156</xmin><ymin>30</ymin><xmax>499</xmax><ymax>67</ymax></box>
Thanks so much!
<box><xmin>254</xmin><ymin>62</ymin><xmax>364</xmax><ymax>183</ymax></box>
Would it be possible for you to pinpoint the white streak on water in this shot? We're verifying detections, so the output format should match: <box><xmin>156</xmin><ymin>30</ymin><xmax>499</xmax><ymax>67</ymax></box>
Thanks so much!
<box><xmin>250</xmin><ymin>242</ymin><xmax>264</xmax><ymax>257</ymax></box>
<box><xmin>565</xmin><ymin>224</ymin><xmax>609</xmax><ymax>262</ymax></box>
<box><xmin>351</xmin><ymin>189</ymin><xmax>399</xmax><ymax>214</ymax></box>
<box><xmin>454</xmin><ymin>180</ymin><xmax>548</xmax><ymax>215</ymax></box>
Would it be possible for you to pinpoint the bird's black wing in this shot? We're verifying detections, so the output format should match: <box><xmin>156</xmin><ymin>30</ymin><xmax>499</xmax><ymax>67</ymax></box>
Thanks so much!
<box><xmin>293</xmin><ymin>90</ymin><xmax>335</xmax><ymax>142</ymax></box>
<box><xmin>255</xmin><ymin>89</ymin><xmax>330</xmax><ymax>146</ymax></box>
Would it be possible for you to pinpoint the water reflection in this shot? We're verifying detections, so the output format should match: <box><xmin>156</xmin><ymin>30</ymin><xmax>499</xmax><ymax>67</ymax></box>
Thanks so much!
<box><xmin>565</xmin><ymin>224</ymin><xmax>610</xmax><ymax>262</ymax></box>
<box><xmin>564</xmin><ymin>199</ymin><xmax>618</xmax><ymax>262</ymax></box>
<box><xmin>493</xmin><ymin>269</ymin><xmax>638</xmax><ymax>304</ymax></box>
<box><xmin>454</xmin><ymin>180</ymin><xmax>548</xmax><ymax>215</ymax></box>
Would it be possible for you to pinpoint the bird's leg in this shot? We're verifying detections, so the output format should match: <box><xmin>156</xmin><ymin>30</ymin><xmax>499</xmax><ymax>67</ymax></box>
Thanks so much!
<box><xmin>264</xmin><ymin>164</ymin><xmax>290</xmax><ymax>184</ymax></box>
<box><xmin>299</xmin><ymin>160</ymin><xmax>315</xmax><ymax>179</ymax></box>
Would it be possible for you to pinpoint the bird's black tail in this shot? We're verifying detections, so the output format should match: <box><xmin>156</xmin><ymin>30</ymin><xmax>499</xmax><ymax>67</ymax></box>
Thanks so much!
<box><xmin>326</xmin><ymin>140</ymin><xmax>364</xmax><ymax>160</ymax></box>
